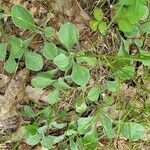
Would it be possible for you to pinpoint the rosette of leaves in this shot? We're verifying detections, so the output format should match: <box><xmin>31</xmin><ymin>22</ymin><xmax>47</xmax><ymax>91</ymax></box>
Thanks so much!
<box><xmin>1</xmin><ymin>5</ymin><xmax>44</xmax><ymax>73</ymax></box>
<box><xmin>32</xmin><ymin>22</ymin><xmax>91</xmax><ymax>105</ymax></box>
<box><xmin>3</xmin><ymin>35</ymin><xmax>43</xmax><ymax>73</ymax></box>
<box><xmin>90</xmin><ymin>7</ymin><xmax>107</xmax><ymax>34</ymax></box>
<box><xmin>116</xmin><ymin>0</ymin><xmax>149</xmax><ymax>34</ymax></box>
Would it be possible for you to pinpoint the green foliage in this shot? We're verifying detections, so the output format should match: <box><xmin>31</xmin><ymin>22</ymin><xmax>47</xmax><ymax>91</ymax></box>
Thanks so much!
<box><xmin>77</xmin><ymin>117</ymin><xmax>94</xmax><ymax>134</ymax></box>
<box><xmin>53</xmin><ymin>54</ymin><xmax>69</xmax><ymax>71</ymax></box>
<box><xmin>11</xmin><ymin>5</ymin><xmax>35</xmax><ymax>30</ymax></box>
<box><xmin>4</xmin><ymin>57</ymin><xmax>17</xmax><ymax>73</ymax></box>
<box><xmin>75</xmin><ymin>97</ymin><xmax>87</xmax><ymax>113</ymax></box>
<box><xmin>0</xmin><ymin>43</ymin><xmax>7</xmax><ymax>59</ymax></box>
<box><xmin>106</xmin><ymin>81</ymin><xmax>120</xmax><ymax>92</ymax></box>
<box><xmin>23</xmin><ymin>105</ymin><xmax>35</xmax><ymax>118</ymax></box>
<box><xmin>41</xmin><ymin>136</ymin><xmax>53</xmax><ymax>149</ymax></box>
<box><xmin>48</xmin><ymin>89</ymin><xmax>59</xmax><ymax>105</ymax></box>
<box><xmin>8</xmin><ymin>36</ymin><xmax>24</xmax><ymax>58</ymax></box>
<box><xmin>43</xmin><ymin>42</ymin><xmax>58</xmax><ymax>60</ymax></box>
<box><xmin>102</xmin><ymin>114</ymin><xmax>115</xmax><ymax>139</ymax></box>
<box><xmin>140</xmin><ymin>21</ymin><xmax>150</xmax><ymax>33</ymax></box>
<box><xmin>71</xmin><ymin>64</ymin><xmax>90</xmax><ymax>86</ymax></box>
<box><xmin>90</xmin><ymin>7</ymin><xmax>107</xmax><ymax>34</ymax></box>
<box><xmin>116</xmin><ymin>0</ymin><xmax>149</xmax><ymax>33</ymax></box>
<box><xmin>114</xmin><ymin>66</ymin><xmax>135</xmax><ymax>80</ymax></box>
<box><xmin>119</xmin><ymin>122</ymin><xmax>145</xmax><ymax>141</ymax></box>
<box><xmin>0</xmin><ymin>3</ymin><xmax>148</xmax><ymax>149</ymax></box>
<box><xmin>31</xmin><ymin>73</ymin><xmax>54</xmax><ymax>89</ymax></box>
<box><xmin>118</xmin><ymin>19</ymin><xmax>133</xmax><ymax>33</ymax></box>
<box><xmin>93</xmin><ymin>8</ymin><xmax>104</xmax><ymax>21</ymax></box>
<box><xmin>82</xmin><ymin>129</ymin><xmax>98</xmax><ymax>150</ymax></box>
<box><xmin>24</xmin><ymin>51</ymin><xmax>43</xmax><ymax>71</ymax></box>
<box><xmin>87</xmin><ymin>86</ymin><xmax>101</xmax><ymax>102</ymax></box>
<box><xmin>43</xmin><ymin>27</ymin><xmax>55</xmax><ymax>37</ymax></box>
<box><xmin>58</xmin><ymin>22</ymin><xmax>79</xmax><ymax>50</ymax></box>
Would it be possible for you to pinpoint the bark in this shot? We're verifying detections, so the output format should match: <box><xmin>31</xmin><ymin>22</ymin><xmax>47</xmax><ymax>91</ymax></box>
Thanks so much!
<box><xmin>0</xmin><ymin>68</ymin><xmax>29</xmax><ymax>135</ymax></box>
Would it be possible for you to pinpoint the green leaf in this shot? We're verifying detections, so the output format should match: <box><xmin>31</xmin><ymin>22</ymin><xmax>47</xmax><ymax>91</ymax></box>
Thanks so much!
<box><xmin>65</xmin><ymin>130</ymin><xmax>77</xmax><ymax>136</ymax></box>
<box><xmin>118</xmin><ymin>19</ymin><xmax>133</xmax><ymax>33</ymax></box>
<box><xmin>38</xmin><ymin>125</ymin><xmax>48</xmax><ymax>135</ymax></box>
<box><xmin>43</xmin><ymin>42</ymin><xmax>58</xmax><ymax>60</ymax></box>
<box><xmin>87</xmin><ymin>86</ymin><xmax>101</xmax><ymax>102</ymax></box>
<box><xmin>8</xmin><ymin>35</ymin><xmax>22</xmax><ymax>47</ymax></box>
<box><xmin>50</xmin><ymin>122</ymin><xmax>66</xmax><ymax>129</ymax></box>
<box><xmin>25</xmin><ymin>124</ymin><xmax>38</xmax><ymax>135</ymax></box>
<box><xmin>31</xmin><ymin>75</ymin><xmax>54</xmax><ymax>89</ymax></box>
<box><xmin>98</xmin><ymin>21</ymin><xmax>107</xmax><ymax>34</ymax></box>
<box><xmin>71</xmin><ymin>65</ymin><xmax>90</xmax><ymax>86</ymax></box>
<box><xmin>25</xmin><ymin>133</ymin><xmax>41</xmax><ymax>146</ymax></box>
<box><xmin>141</xmin><ymin>6</ymin><xmax>149</xmax><ymax>20</ymax></box>
<box><xmin>104</xmin><ymin>96</ymin><xmax>113</xmax><ymax>105</ymax></box>
<box><xmin>0</xmin><ymin>43</ymin><xmax>7</xmax><ymax>59</ymax></box>
<box><xmin>58</xmin><ymin>22</ymin><xmax>79</xmax><ymax>50</ymax></box>
<box><xmin>25</xmin><ymin>51</ymin><xmax>43</xmax><ymax>71</ymax></box>
<box><xmin>75</xmin><ymin>97</ymin><xmax>87</xmax><ymax>113</ymax></box>
<box><xmin>23</xmin><ymin>35</ymin><xmax>34</xmax><ymax>48</ymax></box>
<box><xmin>119</xmin><ymin>122</ymin><xmax>145</xmax><ymax>141</ymax></box>
<box><xmin>53</xmin><ymin>77</ymin><xmax>70</xmax><ymax>91</ymax></box>
<box><xmin>8</xmin><ymin>36</ymin><xmax>24</xmax><ymax>58</ymax></box>
<box><xmin>83</xmin><ymin>129</ymin><xmax>98</xmax><ymax>150</ymax></box>
<box><xmin>102</xmin><ymin>115</ymin><xmax>115</xmax><ymax>139</ymax></box>
<box><xmin>138</xmin><ymin>51</ymin><xmax>150</xmax><ymax>66</ymax></box>
<box><xmin>31</xmin><ymin>72</ymin><xmax>54</xmax><ymax>89</ymax></box>
<box><xmin>90</xmin><ymin>20</ymin><xmax>99</xmax><ymax>31</ymax></box>
<box><xmin>11</xmin><ymin>46</ymin><xmax>24</xmax><ymax>58</ymax></box>
<box><xmin>77</xmin><ymin>117</ymin><xmax>94</xmax><ymax>134</ymax></box>
<box><xmin>4</xmin><ymin>57</ymin><xmax>17</xmax><ymax>73</ymax></box>
<box><xmin>48</xmin><ymin>89</ymin><xmax>59</xmax><ymax>105</ymax></box>
<box><xmin>70</xmin><ymin>139</ymin><xmax>79</xmax><ymax>150</ymax></box>
<box><xmin>106</xmin><ymin>81</ymin><xmax>120</xmax><ymax>92</ymax></box>
<box><xmin>11</xmin><ymin>5</ymin><xmax>35</xmax><ymax>30</ymax></box>
<box><xmin>41</xmin><ymin>136</ymin><xmax>54</xmax><ymax>149</ymax></box>
<box><xmin>140</xmin><ymin>21</ymin><xmax>150</xmax><ymax>33</ymax></box>
<box><xmin>126</xmin><ymin>4</ymin><xmax>148</xmax><ymax>23</ymax></box>
<box><xmin>134</xmin><ymin>39</ymin><xmax>144</xmax><ymax>48</ymax></box>
<box><xmin>125</xmin><ymin>25</ymin><xmax>139</xmax><ymax>37</ymax></box>
<box><xmin>51</xmin><ymin>135</ymin><xmax>65</xmax><ymax>144</ymax></box>
<box><xmin>77</xmin><ymin>54</ymin><xmax>98</xmax><ymax>67</ymax></box>
<box><xmin>114</xmin><ymin>66</ymin><xmax>135</xmax><ymax>80</ymax></box>
<box><xmin>44</xmin><ymin>27</ymin><xmax>55</xmax><ymax>37</ymax></box>
<box><xmin>93</xmin><ymin>8</ymin><xmax>104</xmax><ymax>21</ymax></box>
<box><xmin>53</xmin><ymin>54</ymin><xmax>69</xmax><ymax>71</ymax></box>
<box><xmin>23</xmin><ymin>105</ymin><xmax>35</xmax><ymax>118</ymax></box>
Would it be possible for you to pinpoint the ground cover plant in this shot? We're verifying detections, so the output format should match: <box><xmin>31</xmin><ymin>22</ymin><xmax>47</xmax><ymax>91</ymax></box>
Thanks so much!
<box><xmin>0</xmin><ymin>0</ymin><xmax>150</xmax><ymax>149</ymax></box>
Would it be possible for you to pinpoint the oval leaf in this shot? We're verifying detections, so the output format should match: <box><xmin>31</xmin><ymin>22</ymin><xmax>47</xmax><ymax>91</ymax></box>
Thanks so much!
<box><xmin>25</xmin><ymin>51</ymin><xmax>43</xmax><ymax>71</ymax></box>
<box><xmin>71</xmin><ymin>65</ymin><xmax>90</xmax><ymax>86</ymax></box>
<box><xmin>93</xmin><ymin>8</ymin><xmax>104</xmax><ymax>21</ymax></box>
<box><xmin>11</xmin><ymin>5</ymin><xmax>35</xmax><ymax>30</ymax></box>
<box><xmin>43</xmin><ymin>42</ymin><xmax>58</xmax><ymax>60</ymax></box>
<box><xmin>58</xmin><ymin>22</ymin><xmax>79</xmax><ymax>50</ymax></box>
<box><xmin>102</xmin><ymin>115</ymin><xmax>115</xmax><ymax>139</ymax></box>
<box><xmin>140</xmin><ymin>21</ymin><xmax>150</xmax><ymax>33</ymax></box>
<box><xmin>44</xmin><ymin>27</ymin><xmax>55</xmax><ymax>37</ymax></box>
<box><xmin>48</xmin><ymin>89</ymin><xmax>59</xmax><ymax>105</ymax></box>
<box><xmin>87</xmin><ymin>86</ymin><xmax>101</xmax><ymax>102</ymax></box>
<box><xmin>119</xmin><ymin>122</ymin><xmax>145</xmax><ymax>141</ymax></box>
<box><xmin>118</xmin><ymin>19</ymin><xmax>133</xmax><ymax>33</ymax></box>
<box><xmin>4</xmin><ymin>57</ymin><xmax>17</xmax><ymax>73</ymax></box>
<box><xmin>53</xmin><ymin>54</ymin><xmax>69</xmax><ymax>71</ymax></box>
<box><xmin>31</xmin><ymin>75</ymin><xmax>54</xmax><ymax>89</ymax></box>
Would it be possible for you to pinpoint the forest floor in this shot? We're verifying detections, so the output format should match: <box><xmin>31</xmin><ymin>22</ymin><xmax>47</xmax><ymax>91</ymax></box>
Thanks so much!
<box><xmin>0</xmin><ymin>0</ymin><xmax>150</xmax><ymax>150</ymax></box>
